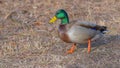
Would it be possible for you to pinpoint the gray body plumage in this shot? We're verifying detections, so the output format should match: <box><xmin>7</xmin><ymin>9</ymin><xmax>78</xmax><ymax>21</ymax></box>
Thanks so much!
<box><xmin>67</xmin><ymin>20</ymin><xmax>105</xmax><ymax>43</ymax></box>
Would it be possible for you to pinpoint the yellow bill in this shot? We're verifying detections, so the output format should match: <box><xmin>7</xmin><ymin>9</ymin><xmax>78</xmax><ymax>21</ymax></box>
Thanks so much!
<box><xmin>49</xmin><ymin>16</ymin><xmax>57</xmax><ymax>24</ymax></box>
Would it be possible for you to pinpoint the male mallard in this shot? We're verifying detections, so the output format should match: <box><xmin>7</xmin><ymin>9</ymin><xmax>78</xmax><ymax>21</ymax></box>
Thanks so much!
<box><xmin>49</xmin><ymin>9</ymin><xmax>107</xmax><ymax>54</ymax></box>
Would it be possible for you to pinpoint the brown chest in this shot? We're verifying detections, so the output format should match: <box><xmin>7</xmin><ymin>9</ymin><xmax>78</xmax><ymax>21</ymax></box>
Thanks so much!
<box><xmin>58</xmin><ymin>32</ymin><xmax>71</xmax><ymax>43</ymax></box>
<box><xmin>58</xmin><ymin>24</ymin><xmax>71</xmax><ymax>43</ymax></box>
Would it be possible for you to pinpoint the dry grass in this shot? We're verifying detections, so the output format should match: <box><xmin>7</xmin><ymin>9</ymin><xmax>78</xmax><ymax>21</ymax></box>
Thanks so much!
<box><xmin>0</xmin><ymin>0</ymin><xmax>120</xmax><ymax>68</ymax></box>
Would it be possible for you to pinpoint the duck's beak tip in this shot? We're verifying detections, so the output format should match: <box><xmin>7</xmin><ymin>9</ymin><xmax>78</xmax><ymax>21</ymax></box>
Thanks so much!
<box><xmin>49</xmin><ymin>16</ymin><xmax>57</xmax><ymax>24</ymax></box>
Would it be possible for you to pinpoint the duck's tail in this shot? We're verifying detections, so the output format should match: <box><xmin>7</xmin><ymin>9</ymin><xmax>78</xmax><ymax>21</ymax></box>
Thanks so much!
<box><xmin>99</xmin><ymin>26</ymin><xmax>108</xmax><ymax>34</ymax></box>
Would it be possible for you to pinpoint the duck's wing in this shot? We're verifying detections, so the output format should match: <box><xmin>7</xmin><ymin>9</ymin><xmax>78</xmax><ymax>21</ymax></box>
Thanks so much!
<box><xmin>71</xmin><ymin>20</ymin><xmax>107</xmax><ymax>34</ymax></box>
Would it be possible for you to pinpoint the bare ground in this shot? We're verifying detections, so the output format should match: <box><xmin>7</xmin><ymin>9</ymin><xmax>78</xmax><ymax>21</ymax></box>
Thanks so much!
<box><xmin>0</xmin><ymin>0</ymin><xmax>120</xmax><ymax>68</ymax></box>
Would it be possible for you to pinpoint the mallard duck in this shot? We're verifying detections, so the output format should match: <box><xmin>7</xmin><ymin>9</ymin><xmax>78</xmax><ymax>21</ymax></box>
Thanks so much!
<box><xmin>49</xmin><ymin>9</ymin><xmax>107</xmax><ymax>54</ymax></box>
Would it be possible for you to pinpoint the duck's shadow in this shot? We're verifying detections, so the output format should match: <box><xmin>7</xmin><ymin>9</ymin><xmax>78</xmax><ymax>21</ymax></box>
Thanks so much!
<box><xmin>77</xmin><ymin>35</ymin><xmax>120</xmax><ymax>48</ymax></box>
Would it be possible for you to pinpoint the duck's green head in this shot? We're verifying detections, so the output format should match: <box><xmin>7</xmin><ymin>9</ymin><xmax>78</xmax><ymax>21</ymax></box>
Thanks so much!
<box><xmin>49</xmin><ymin>9</ymin><xmax>69</xmax><ymax>24</ymax></box>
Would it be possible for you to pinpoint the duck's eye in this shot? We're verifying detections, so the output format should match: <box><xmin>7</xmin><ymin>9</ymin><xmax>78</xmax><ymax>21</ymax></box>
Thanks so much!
<box><xmin>56</xmin><ymin>12</ymin><xmax>59</xmax><ymax>15</ymax></box>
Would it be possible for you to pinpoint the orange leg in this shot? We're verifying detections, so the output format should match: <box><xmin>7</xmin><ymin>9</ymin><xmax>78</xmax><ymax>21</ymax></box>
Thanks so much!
<box><xmin>66</xmin><ymin>43</ymin><xmax>76</xmax><ymax>54</ymax></box>
<box><xmin>88</xmin><ymin>39</ymin><xmax>91</xmax><ymax>53</ymax></box>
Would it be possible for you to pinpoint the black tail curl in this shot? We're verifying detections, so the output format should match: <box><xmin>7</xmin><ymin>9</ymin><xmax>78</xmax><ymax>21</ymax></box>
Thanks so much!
<box><xmin>100</xmin><ymin>26</ymin><xmax>107</xmax><ymax>34</ymax></box>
